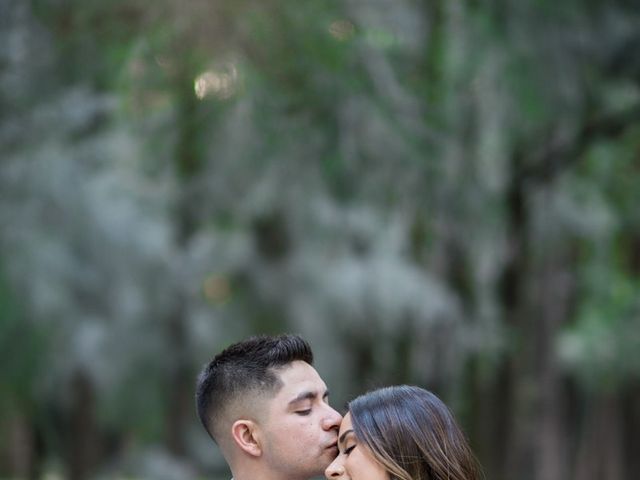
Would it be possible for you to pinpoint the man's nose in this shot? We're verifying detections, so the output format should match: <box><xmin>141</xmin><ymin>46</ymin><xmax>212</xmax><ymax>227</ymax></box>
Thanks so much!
<box><xmin>322</xmin><ymin>405</ymin><xmax>343</xmax><ymax>430</ymax></box>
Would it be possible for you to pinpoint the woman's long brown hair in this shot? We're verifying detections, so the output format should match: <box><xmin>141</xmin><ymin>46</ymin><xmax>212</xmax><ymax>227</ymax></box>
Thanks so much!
<box><xmin>348</xmin><ymin>385</ymin><xmax>482</xmax><ymax>480</ymax></box>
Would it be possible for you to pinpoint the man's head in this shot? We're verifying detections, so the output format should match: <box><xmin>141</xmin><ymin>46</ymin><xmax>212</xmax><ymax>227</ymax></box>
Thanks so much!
<box><xmin>196</xmin><ymin>334</ymin><xmax>342</xmax><ymax>480</ymax></box>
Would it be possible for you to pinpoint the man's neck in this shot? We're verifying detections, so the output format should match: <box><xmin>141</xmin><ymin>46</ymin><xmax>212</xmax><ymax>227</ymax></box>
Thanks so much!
<box><xmin>231</xmin><ymin>465</ymin><xmax>310</xmax><ymax>480</ymax></box>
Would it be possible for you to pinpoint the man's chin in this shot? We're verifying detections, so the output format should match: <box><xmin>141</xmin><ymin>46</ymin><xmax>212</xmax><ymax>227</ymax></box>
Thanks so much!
<box><xmin>319</xmin><ymin>446</ymin><xmax>339</xmax><ymax>467</ymax></box>
<box><xmin>325</xmin><ymin>444</ymin><xmax>339</xmax><ymax>459</ymax></box>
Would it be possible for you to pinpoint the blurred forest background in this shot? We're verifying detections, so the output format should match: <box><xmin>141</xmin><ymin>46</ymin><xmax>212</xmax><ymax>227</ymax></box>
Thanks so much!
<box><xmin>1</xmin><ymin>0</ymin><xmax>640</xmax><ymax>479</ymax></box>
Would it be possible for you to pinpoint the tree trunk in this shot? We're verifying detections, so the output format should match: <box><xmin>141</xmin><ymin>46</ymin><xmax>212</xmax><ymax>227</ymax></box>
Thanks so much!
<box><xmin>622</xmin><ymin>383</ymin><xmax>640</xmax><ymax>480</ymax></box>
<box><xmin>6</xmin><ymin>412</ymin><xmax>34</xmax><ymax>479</ymax></box>
<box><xmin>496</xmin><ymin>161</ymin><xmax>531</xmax><ymax>480</ymax></box>
<box><xmin>166</xmin><ymin>303</ymin><xmax>192</xmax><ymax>458</ymax></box>
<box><xmin>574</xmin><ymin>394</ymin><xmax>625</xmax><ymax>480</ymax></box>
<box><xmin>67</xmin><ymin>370</ymin><xmax>99</xmax><ymax>480</ymax></box>
<box><xmin>164</xmin><ymin>64</ymin><xmax>202</xmax><ymax>457</ymax></box>
<box><xmin>533</xmin><ymin>244</ymin><xmax>575</xmax><ymax>480</ymax></box>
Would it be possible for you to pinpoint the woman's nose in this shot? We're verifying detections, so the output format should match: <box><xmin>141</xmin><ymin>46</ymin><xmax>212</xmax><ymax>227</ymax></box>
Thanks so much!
<box><xmin>325</xmin><ymin>458</ymin><xmax>345</xmax><ymax>478</ymax></box>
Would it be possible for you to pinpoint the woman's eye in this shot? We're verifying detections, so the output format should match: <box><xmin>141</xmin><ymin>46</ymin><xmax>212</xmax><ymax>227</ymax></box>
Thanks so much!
<box><xmin>296</xmin><ymin>409</ymin><xmax>312</xmax><ymax>416</ymax></box>
<box><xmin>344</xmin><ymin>445</ymin><xmax>356</xmax><ymax>456</ymax></box>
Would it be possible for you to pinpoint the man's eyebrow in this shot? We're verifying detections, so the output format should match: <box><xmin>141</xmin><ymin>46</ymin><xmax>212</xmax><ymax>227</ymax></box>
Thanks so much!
<box><xmin>288</xmin><ymin>389</ymin><xmax>330</xmax><ymax>405</ymax></box>
<box><xmin>339</xmin><ymin>429</ymin><xmax>354</xmax><ymax>445</ymax></box>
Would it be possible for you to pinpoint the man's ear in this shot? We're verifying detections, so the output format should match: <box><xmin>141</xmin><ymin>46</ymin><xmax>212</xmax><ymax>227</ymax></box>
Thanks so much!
<box><xmin>231</xmin><ymin>419</ymin><xmax>262</xmax><ymax>457</ymax></box>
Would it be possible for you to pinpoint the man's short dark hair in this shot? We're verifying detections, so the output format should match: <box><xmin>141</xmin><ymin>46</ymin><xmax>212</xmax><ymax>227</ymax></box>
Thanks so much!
<box><xmin>195</xmin><ymin>333</ymin><xmax>314</xmax><ymax>442</ymax></box>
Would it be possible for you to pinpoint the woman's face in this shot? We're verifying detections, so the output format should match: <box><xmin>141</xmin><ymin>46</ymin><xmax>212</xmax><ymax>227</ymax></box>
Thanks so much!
<box><xmin>325</xmin><ymin>412</ymin><xmax>390</xmax><ymax>480</ymax></box>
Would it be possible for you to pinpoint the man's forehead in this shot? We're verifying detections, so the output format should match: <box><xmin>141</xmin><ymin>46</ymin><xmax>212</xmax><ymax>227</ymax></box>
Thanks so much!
<box><xmin>275</xmin><ymin>360</ymin><xmax>327</xmax><ymax>397</ymax></box>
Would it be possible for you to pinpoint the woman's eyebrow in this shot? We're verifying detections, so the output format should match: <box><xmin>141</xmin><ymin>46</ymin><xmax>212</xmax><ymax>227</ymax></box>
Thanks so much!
<box><xmin>339</xmin><ymin>429</ymin><xmax>354</xmax><ymax>445</ymax></box>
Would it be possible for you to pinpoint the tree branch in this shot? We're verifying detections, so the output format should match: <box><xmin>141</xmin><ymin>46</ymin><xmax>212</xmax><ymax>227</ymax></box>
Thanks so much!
<box><xmin>516</xmin><ymin>102</ymin><xmax>640</xmax><ymax>185</ymax></box>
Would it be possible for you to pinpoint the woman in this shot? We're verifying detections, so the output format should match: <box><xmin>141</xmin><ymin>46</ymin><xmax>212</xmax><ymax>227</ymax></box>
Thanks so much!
<box><xmin>325</xmin><ymin>385</ymin><xmax>482</xmax><ymax>480</ymax></box>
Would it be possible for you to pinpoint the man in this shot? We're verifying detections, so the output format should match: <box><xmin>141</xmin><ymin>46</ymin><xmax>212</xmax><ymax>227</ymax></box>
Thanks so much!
<box><xmin>196</xmin><ymin>334</ymin><xmax>342</xmax><ymax>480</ymax></box>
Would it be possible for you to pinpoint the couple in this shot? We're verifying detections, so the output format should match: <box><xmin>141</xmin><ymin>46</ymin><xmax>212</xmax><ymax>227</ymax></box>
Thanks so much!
<box><xmin>196</xmin><ymin>334</ymin><xmax>481</xmax><ymax>480</ymax></box>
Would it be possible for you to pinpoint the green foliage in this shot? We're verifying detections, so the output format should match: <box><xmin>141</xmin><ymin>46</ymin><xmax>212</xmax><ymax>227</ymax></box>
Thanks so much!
<box><xmin>32</xmin><ymin>0</ymin><xmax>148</xmax><ymax>89</ymax></box>
<box><xmin>559</xmin><ymin>127</ymin><xmax>640</xmax><ymax>391</ymax></box>
<box><xmin>560</xmin><ymin>270</ymin><xmax>640</xmax><ymax>390</ymax></box>
<box><xmin>98</xmin><ymin>362</ymin><xmax>168</xmax><ymax>441</ymax></box>
<box><xmin>0</xmin><ymin>270</ymin><xmax>49</xmax><ymax>415</ymax></box>
<box><xmin>3</xmin><ymin>0</ymin><xmax>640</xmax><ymax>478</ymax></box>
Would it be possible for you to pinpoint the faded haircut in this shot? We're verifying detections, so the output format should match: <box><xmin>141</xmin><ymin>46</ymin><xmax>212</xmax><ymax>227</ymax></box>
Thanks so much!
<box><xmin>195</xmin><ymin>334</ymin><xmax>314</xmax><ymax>442</ymax></box>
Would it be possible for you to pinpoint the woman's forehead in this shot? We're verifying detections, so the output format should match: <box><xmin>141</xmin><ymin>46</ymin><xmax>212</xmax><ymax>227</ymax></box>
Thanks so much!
<box><xmin>338</xmin><ymin>412</ymin><xmax>353</xmax><ymax>437</ymax></box>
